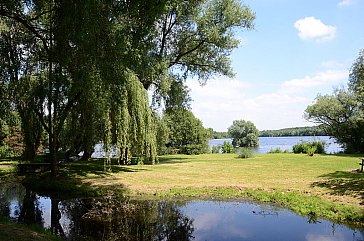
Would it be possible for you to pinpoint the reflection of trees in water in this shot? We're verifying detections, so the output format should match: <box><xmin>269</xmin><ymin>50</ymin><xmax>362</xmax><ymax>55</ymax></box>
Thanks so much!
<box><xmin>0</xmin><ymin>183</ymin><xmax>25</xmax><ymax>218</ymax></box>
<box><xmin>17</xmin><ymin>189</ymin><xmax>43</xmax><ymax>226</ymax></box>
<box><xmin>60</xmin><ymin>195</ymin><xmax>194</xmax><ymax>241</ymax></box>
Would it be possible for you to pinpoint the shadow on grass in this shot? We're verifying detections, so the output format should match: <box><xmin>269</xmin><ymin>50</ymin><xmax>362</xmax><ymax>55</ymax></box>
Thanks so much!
<box><xmin>63</xmin><ymin>159</ymin><xmax>144</xmax><ymax>177</ymax></box>
<box><xmin>21</xmin><ymin>170</ymin><xmax>129</xmax><ymax>199</ymax></box>
<box><xmin>312</xmin><ymin>171</ymin><xmax>364</xmax><ymax>205</ymax></box>
<box><xmin>158</xmin><ymin>156</ymin><xmax>192</xmax><ymax>164</ymax></box>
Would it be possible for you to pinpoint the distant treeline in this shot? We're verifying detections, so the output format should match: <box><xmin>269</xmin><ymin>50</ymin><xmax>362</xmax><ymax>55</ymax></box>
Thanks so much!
<box><xmin>259</xmin><ymin>126</ymin><xmax>327</xmax><ymax>137</ymax></box>
<box><xmin>210</xmin><ymin>126</ymin><xmax>327</xmax><ymax>139</ymax></box>
<box><xmin>211</xmin><ymin>131</ymin><xmax>229</xmax><ymax>139</ymax></box>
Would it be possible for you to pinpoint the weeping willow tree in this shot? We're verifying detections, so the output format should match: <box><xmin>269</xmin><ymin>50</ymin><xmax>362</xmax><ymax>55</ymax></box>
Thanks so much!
<box><xmin>0</xmin><ymin>0</ymin><xmax>162</xmax><ymax>176</ymax></box>
<box><xmin>1</xmin><ymin>0</ymin><xmax>255</xmax><ymax>176</ymax></box>
<box><xmin>109</xmin><ymin>71</ymin><xmax>157</xmax><ymax>165</ymax></box>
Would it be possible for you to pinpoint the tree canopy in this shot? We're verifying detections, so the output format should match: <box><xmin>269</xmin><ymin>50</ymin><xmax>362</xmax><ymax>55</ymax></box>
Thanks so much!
<box><xmin>305</xmin><ymin>50</ymin><xmax>364</xmax><ymax>153</ymax></box>
<box><xmin>228</xmin><ymin>120</ymin><xmax>259</xmax><ymax>147</ymax></box>
<box><xmin>0</xmin><ymin>0</ymin><xmax>255</xmax><ymax>175</ymax></box>
<box><xmin>164</xmin><ymin>109</ymin><xmax>209</xmax><ymax>155</ymax></box>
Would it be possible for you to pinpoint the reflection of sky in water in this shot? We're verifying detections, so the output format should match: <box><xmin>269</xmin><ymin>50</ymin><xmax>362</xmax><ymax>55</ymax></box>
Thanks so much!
<box><xmin>181</xmin><ymin>201</ymin><xmax>362</xmax><ymax>241</ymax></box>
<box><xmin>3</xmin><ymin>187</ymin><xmax>363</xmax><ymax>241</ymax></box>
<box><xmin>37</xmin><ymin>196</ymin><xmax>51</xmax><ymax>228</ymax></box>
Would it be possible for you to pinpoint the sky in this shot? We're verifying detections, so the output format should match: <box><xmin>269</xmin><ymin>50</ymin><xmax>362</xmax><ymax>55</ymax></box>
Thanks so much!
<box><xmin>186</xmin><ymin>0</ymin><xmax>364</xmax><ymax>131</ymax></box>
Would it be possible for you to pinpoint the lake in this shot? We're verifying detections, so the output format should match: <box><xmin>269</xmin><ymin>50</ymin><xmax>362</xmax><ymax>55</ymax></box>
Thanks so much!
<box><xmin>209</xmin><ymin>136</ymin><xmax>343</xmax><ymax>154</ymax></box>
<box><xmin>0</xmin><ymin>184</ymin><xmax>363</xmax><ymax>241</ymax></box>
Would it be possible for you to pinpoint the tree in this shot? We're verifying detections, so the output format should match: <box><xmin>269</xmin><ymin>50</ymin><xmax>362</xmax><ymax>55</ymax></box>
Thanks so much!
<box><xmin>131</xmin><ymin>0</ymin><xmax>255</xmax><ymax>108</ymax></box>
<box><xmin>305</xmin><ymin>50</ymin><xmax>364</xmax><ymax>153</ymax></box>
<box><xmin>164</xmin><ymin>109</ymin><xmax>209</xmax><ymax>154</ymax></box>
<box><xmin>228</xmin><ymin>120</ymin><xmax>259</xmax><ymax>147</ymax></box>
<box><xmin>0</xmin><ymin>1</ymin><xmax>161</xmax><ymax>175</ymax></box>
<box><xmin>0</xmin><ymin>0</ymin><xmax>255</xmax><ymax>176</ymax></box>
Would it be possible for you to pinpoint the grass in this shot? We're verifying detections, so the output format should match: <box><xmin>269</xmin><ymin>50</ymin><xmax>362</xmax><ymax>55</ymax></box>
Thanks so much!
<box><xmin>1</xmin><ymin>153</ymin><xmax>363</xmax><ymax>227</ymax></box>
<box><xmin>0</xmin><ymin>217</ymin><xmax>61</xmax><ymax>241</ymax></box>
<box><xmin>71</xmin><ymin>153</ymin><xmax>364</xmax><ymax>226</ymax></box>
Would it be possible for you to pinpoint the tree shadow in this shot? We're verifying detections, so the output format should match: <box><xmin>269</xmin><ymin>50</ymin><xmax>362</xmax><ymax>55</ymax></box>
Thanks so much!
<box><xmin>63</xmin><ymin>159</ymin><xmax>144</xmax><ymax>177</ymax></box>
<box><xmin>312</xmin><ymin>171</ymin><xmax>364</xmax><ymax>205</ymax></box>
<box><xmin>158</xmin><ymin>156</ymin><xmax>192</xmax><ymax>164</ymax></box>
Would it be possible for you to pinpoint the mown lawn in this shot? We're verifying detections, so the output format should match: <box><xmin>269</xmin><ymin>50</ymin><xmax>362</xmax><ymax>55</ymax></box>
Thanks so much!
<box><xmin>74</xmin><ymin>153</ymin><xmax>363</xmax><ymax>207</ymax></box>
<box><xmin>1</xmin><ymin>153</ymin><xmax>363</xmax><ymax>226</ymax></box>
<box><xmin>72</xmin><ymin>153</ymin><xmax>363</xmax><ymax>226</ymax></box>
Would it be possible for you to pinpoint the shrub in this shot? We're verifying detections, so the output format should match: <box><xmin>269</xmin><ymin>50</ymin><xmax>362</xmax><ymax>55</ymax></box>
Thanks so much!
<box><xmin>222</xmin><ymin>141</ymin><xmax>234</xmax><ymax>153</ymax></box>
<box><xmin>292</xmin><ymin>143</ymin><xmax>306</xmax><ymax>154</ymax></box>
<box><xmin>237</xmin><ymin>147</ymin><xmax>254</xmax><ymax>159</ymax></box>
<box><xmin>268</xmin><ymin>148</ymin><xmax>283</xmax><ymax>153</ymax></box>
<box><xmin>211</xmin><ymin>144</ymin><xmax>222</xmax><ymax>154</ymax></box>
<box><xmin>306</xmin><ymin>146</ymin><xmax>317</xmax><ymax>156</ymax></box>
<box><xmin>182</xmin><ymin>144</ymin><xmax>209</xmax><ymax>155</ymax></box>
<box><xmin>292</xmin><ymin>141</ymin><xmax>325</xmax><ymax>154</ymax></box>
<box><xmin>0</xmin><ymin>145</ymin><xmax>17</xmax><ymax>158</ymax></box>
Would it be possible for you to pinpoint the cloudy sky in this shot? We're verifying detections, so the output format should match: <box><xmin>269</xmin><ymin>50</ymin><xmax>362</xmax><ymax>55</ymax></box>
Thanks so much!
<box><xmin>186</xmin><ymin>0</ymin><xmax>364</xmax><ymax>131</ymax></box>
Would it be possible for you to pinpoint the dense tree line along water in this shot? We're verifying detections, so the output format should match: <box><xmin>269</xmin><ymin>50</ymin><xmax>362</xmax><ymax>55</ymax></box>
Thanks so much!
<box><xmin>0</xmin><ymin>184</ymin><xmax>362</xmax><ymax>241</ymax></box>
<box><xmin>209</xmin><ymin>136</ymin><xmax>343</xmax><ymax>154</ymax></box>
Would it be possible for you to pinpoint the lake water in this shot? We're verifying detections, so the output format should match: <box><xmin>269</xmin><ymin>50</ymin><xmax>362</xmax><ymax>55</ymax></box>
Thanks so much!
<box><xmin>209</xmin><ymin>136</ymin><xmax>343</xmax><ymax>154</ymax></box>
<box><xmin>0</xmin><ymin>184</ymin><xmax>362</xmax><ymax>241</ymax></box>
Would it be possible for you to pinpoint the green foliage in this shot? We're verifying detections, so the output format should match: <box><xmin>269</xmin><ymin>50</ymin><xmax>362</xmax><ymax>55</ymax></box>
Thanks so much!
<box><xmin>228</xmin><ymin>120</ymin><xmax>259</xmax><ymax>147</ymax></box>
<box><xmin>259</xmin><ymin>126</ymin><xmax>327</xmax><ymax>137</ymax></box>
<box><xmin>211</xmin><ymin>145</ymin><xmax>221</xmax><ymax>154</ymax></box>
<box><xmin>305</xmin><ymin>146</ymin><xmax>317</xmax><ymax>156</ymax></box>
<box><xmin>305</xmin><ymin>50</ymin><xmax>364</xmax><ymax>153</ymax></box>
<box><xmin>267</xmin><ymin>148</ymin><xmax>289</xmax><ymax>154</ymax></box>
<box><xmin>0</xmin><ymin>145</ymin><xmax>17</xmax><ymax>158</ymax></box>
<box><xmin>0</xmin><ymin>0</ymin><xmax>256</xmax><ymax>174</ymax></box>
<box><xmin>164</xmin><ymin>109</ymin><xmax>209</xmax><ymax>155</ymax></box>
<box><xmin>210</xmin><ymin>130</ymin><xmax>229</xmax><ymax>139</ymax></box>
<box><xmin>292</xmin><ymin>141</ymin><xmax>325</xmax><ymax>154</ymax></box>
<box><xmin>222</xmin><ymin>141</ymin><xmax>234</xmax><ymax>153</ymax></box>
<box><xmin>237</xmin><ymin>147</ymin><xmax>254</xmax><ymax>159</ymax></box>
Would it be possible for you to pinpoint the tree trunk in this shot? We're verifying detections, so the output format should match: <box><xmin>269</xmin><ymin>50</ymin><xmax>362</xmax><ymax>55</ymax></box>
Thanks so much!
<box><xmin>50</xmin><ymin>135</ymin><xmax>58</xmax><ymax>176</ymax></box>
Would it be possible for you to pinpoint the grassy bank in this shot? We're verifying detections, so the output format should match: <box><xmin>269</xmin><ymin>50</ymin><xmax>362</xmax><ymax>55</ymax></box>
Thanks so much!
<box><xmin>1</xmin><ymin>153</ymin><xmax>363</xmax><ymax>227</ymax></box>
<box><xmin>0</xmin><ymin>218</ymin><xmax>61</xmax><ymax>241</ymax></box>
<box><xmin>74</xmin><ymin>153</ymin><xmax>364</xmax><ymax>226</ymax></box>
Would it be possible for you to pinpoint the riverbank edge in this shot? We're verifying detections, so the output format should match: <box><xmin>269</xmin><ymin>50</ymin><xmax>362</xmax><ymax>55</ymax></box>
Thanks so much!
<box><xmin>16</xmin><ymin>173</ymin><xmax>364</xmax><ymax>229</ymax></box>
<box><xmin>0</xmin><ymin>218</ymin><xmax>62</xmax><ymax>241</ymax></box>
<box><xmin>126</xmin><ymin>186</ymin><xmax>364</xmax><ymax>229</ymax></box>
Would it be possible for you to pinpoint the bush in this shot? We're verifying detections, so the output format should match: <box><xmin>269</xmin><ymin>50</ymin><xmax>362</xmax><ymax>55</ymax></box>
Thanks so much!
<box><xmin>267</xmin><ymin>148</ymin><xmax>290</xmax><ymax>154</ymax></box>
<box><xmin>0</xmin><ymin>145</ymin><xmax>17</xmax><ymax>158</ymax></box>
<box><xmin>306</xmin><ymin>146</ymin><xmax>317</xmax><ymax>156</ymax></box>
<box><xmin>222</xmin><ymin>141</ymin><xmax>234</xmax><ymax>153</ymax></box>
<box><xmin>211</xmin><ymin>145</ymin><xmax>222</xmax><ymax>154</ymax></box>
<box><xmin>292</xmin><ymin>141</ymin><xmax>325</xmax><ymax>154</ymax></box>
<box><xmin>237</xmin><ymin>147</ymin><xmax>254</xmax><ymax>159</ymax></box>
<box><xmin>182</xmin><ymin>144</ymin><xmax>209</xmax><ymax>155</ymax></box>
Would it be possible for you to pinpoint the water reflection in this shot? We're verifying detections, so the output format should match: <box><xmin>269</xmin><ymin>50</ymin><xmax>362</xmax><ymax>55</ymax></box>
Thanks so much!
<box><xmin>0</xmin><ymin>184</ymin><xmax>363</xmax><ymax>241</ymax></box>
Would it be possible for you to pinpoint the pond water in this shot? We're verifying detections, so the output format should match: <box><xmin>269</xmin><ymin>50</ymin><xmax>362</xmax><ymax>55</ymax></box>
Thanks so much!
<box><xmin>209</xmin><ymin>136</ymin><xmax>343</xmax><ymax>154</ymax></box>
<box><xmin>1</xmin><ymin>184</ymin><xmax>363</xmax><ymax>241</ymax></box>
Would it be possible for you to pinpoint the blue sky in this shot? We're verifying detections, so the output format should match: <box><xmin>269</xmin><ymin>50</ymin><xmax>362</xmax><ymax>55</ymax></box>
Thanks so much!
<box><xmin>187</xmin><ymin>0</ymin><xmax>364</xmax><ymax>131</ymax></box>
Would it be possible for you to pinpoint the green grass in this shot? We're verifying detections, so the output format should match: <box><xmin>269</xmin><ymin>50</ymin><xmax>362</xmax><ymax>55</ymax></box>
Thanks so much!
<box><xmin>0</xmin><ymin>218</ymin><xmax>61</xmax><ymax>241</ymax></box>
<box><xmin>1</xmin><ymin>153</ymin><xmax>363</xmax><ymax>227</ymax></box>
<box><xmin>70</xmin><ymin>153</ymin><xmax>364</xmax><ymax>226</ymax></box>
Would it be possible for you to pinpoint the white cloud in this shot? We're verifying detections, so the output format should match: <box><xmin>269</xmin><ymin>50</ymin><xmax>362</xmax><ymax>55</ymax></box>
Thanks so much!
<box><xmin>338</xmin><ymin>0</ymin><xmax>353</xmax><ymax>7</ymax></box>
<box><xmin>186</xmin><ymin>69</ymin><xmax>348</xmax><ymax>131</ymax></box>
<box><xmin>187</xmin><ymin>78</ymin><xmax>310</xmax><ymax>131</ymax></box>
<box><xmin>281</xmin><ymin>70</ymin><xmax>348</xmax><ymax>93</ymax></box>
<box><xmin>294</xmin><ymin>17</ymin><xmax>336</xmax><ymax>43</ymax></box>
<box><xmin>306</xmin><ymin>232</ymin><xmax>346</xmax><ymax>241</ymax></box>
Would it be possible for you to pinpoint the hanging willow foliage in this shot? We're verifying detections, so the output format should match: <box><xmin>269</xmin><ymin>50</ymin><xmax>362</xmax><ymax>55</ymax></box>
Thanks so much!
<box><xmin>107</xmin><ymin>70</ymin><xmax>157</xmax><ymax>166</ymax></box>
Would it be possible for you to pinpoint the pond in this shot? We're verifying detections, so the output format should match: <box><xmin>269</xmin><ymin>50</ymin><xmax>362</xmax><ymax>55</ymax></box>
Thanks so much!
<box><xmin>1</xmin><ymin>184</ymin><xmax>363</xmax><ymax>241</ymax></box>
<box><xmin>209</xmin><ymin>136</ymin><xmax>343</xmax><ymax>154</ymax></box>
